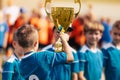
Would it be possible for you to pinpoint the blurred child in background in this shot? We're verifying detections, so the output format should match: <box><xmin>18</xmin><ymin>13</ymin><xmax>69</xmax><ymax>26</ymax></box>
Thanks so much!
<box><xmin>78</xmin><ymin>21</ymin><xmax>104</xmax><ymax>80</ymax></box>
<box><xmin>2</xmin><ymin>31</ymin><xmax>24</xmax><ymax>80</ymax></box>
<box><xmin>102</xmin><ymin>20</ymin><xmax>120</xmax><ymax>80</ymax></box>
<box><xmin>0</xmin><ymin>10</ymin><xmax>9</xmax><ymax>73</ymax></box>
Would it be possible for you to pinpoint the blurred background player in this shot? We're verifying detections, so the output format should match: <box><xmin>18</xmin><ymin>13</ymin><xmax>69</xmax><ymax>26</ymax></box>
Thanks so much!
<box><xmin>78</xmin><ymin>21</ymin><xmax>104</xmax><ymax>80</ymax></box>
<box><xmin>0</xmin><ymin>10</ymin><xmax>9</xmax><ymax>73</ymax></box>
<box><xmin>100</xmin><ymin>17</ymin><xmax>112</xmax><ymax>48</ymax></box>
<box><xmin>29</xmin><ymin>8</ymin><xmax>54</xmax><ymax>50</ymax></box>
<box><xmin>101</xmin><ymin>20</ymin><xmax>120</xmax><ymax>80</ymax></box>
<box><xmin>69</xmin><ymin>17</ymin><xmax>86</xmax><ymax>50</ymax></box>
<box><xmin>2</xmin><ymin>31</ymin><xmax>24</xmax><ymax>80</ymax></box>
<box><xmin>42</xmin><ymin>26</ymin><xmax>79</xmax><ymax>80</ymax></box>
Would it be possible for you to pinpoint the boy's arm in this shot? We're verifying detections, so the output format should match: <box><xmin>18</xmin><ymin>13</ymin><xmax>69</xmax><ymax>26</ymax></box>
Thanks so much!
<box><xmin>77</xmin><ymin>51</ymin><xmax>86</xmax><ymax>80</ymax></box>
<box><xmin>78</xmin><ymin>61</ymin><xmax>86</xmax><ymax>80</ymax></box>
<box><xmin>3</xmin><ymin>32</ymin><xmax>8</xmax><ymax>48</ymax></box>
<box><xmin>78</xmin><ymin>71</ymin><xmax>86</xmax><ymax>80</ymax></box>
<box><xmin>59</xmin><ymin>32</ymin><xmax>74</xmax><ymax>62</ymax></box>
<box><xmin>101</xmin><ymin>48</ymin><xmax>109</xmax><ymax>80</ymax></box>
<box><xmin>3</xmin><ymin>23</ymin><xmax>9</xmax><ymax>48</ymax></box>
<box><xmin>71</xmin><ymin>51</ymin><xmax>79</xmax><ymax>80</ymax></box>
<box><xmin>72</xmin><ymin>73</ymin><xmax>78</xmax><ymax>80</ymax></box>
<box><xmin>101</xmin><ymin>68</ymin><xmax>105</xmax><ymax>80</ymax></box>
<box><xmin>2</xmin><ymin>62</ymin><xmax>14</xmax><ymax>80</ymax></box>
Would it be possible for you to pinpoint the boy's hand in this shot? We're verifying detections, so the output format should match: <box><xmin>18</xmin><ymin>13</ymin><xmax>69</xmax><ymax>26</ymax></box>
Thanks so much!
<box><xmin>59</xmin><ymin>32</ymin><xmax>69</xmax><ymax>42</ymax></box>
<box><xmin>58</xmin><ymin>32</ymin><xmax>74</xmax><ymax>62</ymax></box>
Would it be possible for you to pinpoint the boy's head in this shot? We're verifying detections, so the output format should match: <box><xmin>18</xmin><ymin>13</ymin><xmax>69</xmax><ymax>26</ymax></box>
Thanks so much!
<box><xmin>12</xmin><ymin>31</ymin><xmax>24</xmax><ymax>55</ymax></box>
<box><xmin>111</xmin><ymin>20</ymin><xmax>120</xmax><ymax>45</ymax></box>
<box><xmin>84</xmin><ymin>21</ymin><xmax>104</xmax><ymax>33</ymax></box>
<box><xmin>84</xmin><ymin>21</ymin><xmax>104</xmax><ymax>46</ymax></box>
<box><xmin>14</xmin><ymin>24</ymin><xmax>39</xmax><ymax>52</ymax></box>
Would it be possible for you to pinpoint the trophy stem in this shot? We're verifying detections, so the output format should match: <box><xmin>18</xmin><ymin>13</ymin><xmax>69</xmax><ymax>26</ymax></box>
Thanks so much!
<box><xmin>54</xmin><ymin>38</ymin><xmax>63</xmax><ymax>52</ymax></box>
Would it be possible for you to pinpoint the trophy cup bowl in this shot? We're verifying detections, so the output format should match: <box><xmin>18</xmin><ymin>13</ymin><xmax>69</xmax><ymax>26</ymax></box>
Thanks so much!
<box><xmin>45</xmin><ymin>0</ymin><xmax>81</xmax><ymax>52</ymax></box>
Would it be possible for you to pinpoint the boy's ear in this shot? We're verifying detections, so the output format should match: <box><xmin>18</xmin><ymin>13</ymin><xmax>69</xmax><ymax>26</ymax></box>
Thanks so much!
<box><xmin>34</xmin><ymin>41</ymin><xmax>38</xmax><ymax>47</ymax></box>
<box><xmin>34</xmin><ymin>41</ymin><xmax>39</xmax><ymax>51</ymax></box>
<box><xmin>12</xmin><ymin>41</ymin><xmax>17</xmax><ymax>48</ymax></box>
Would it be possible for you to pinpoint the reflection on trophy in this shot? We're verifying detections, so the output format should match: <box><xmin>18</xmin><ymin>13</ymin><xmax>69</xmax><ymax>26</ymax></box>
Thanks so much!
<box><xmin>45</xmin><ymin>0</ymin><xmax>81</xmax><ymax>52</ymax></box>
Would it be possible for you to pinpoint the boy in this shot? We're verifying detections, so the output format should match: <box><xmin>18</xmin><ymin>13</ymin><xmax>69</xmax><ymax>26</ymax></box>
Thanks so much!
<box><xmin>78</xmin><ymin>21</ymin><xmax>104</xmax><ymax>80</ymax></box>
<box><xmin>42</xmin><ymin>26</ymin><xmax>79</xmax><ymax>80</ymax></box>
<box><xmin>16</xmin><ymin>24</ymin><xmax>73</xmax><ymax>80</ymax></box>
<box><xmin>102</xmin><ymin>20</ymin><xmax>120</xmax><ymax>80</ymax></box>
<box><xmin>2</xmin><ymin>31</ymin><xmax>24</xmax><ymax>80</ymax></box>
<box><xmin>0</xmin><ymin>10</ymin><xmax>9</xmax><ymax>73</ymax></box>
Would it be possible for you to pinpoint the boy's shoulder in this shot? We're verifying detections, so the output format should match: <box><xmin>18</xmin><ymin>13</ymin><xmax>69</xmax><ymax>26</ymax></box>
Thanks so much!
<box><xmin>78</xmin><ymin>45</ymin><xmax>102</xmax><ymax>54</ymax></box>
<box><xmin>22</xmin><ymin>51</ymin><xmax>54</xmax><ymax>60</ymax></box>
<box><xmin>41</xmin><ymin>44</ymin><xmax>53</xmax><ymax>51</ymax></box>
<box><xmin>6</xmin><ymin>55</ymin><xmax>17</xmax><ymax>63</ymax></box>
<box><xmin>3</xmin><ymin>55</ymin><xmax>18</xmax><ymax>70</ymax></box>
<box><xmin>37</xmin><ymin>50</ymin><xmax>54</xmax><ymax>54</ymax></box>
<box><xmin>70</xmin><ymin>47</ymin><xmax>77</xmax><ymax>53</ymax></box>
<box><xmin>78</xmin><ymin>45</ymin><xmax>89</xmax><ymax>53</ymax></box>
<box><xmin>102</xmin><ymin>43</ymin><xmax>115</xmax><ymax>50</ymax></box>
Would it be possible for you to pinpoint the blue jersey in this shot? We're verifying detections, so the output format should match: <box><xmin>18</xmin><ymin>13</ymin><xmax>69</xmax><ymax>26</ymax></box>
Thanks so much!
<box><xmin>20</xmin><ymin>51</ymin><xmax>67</xmax><ymax>80</ymax></box>
<box><xmin>78</xmin><ymin>45</ymin><xmax>103</xmax><ymax>80</ymax></box>
<box><xmin>42</xmin><ymin>45</ymin><xmax>79</xmax><ymax>80</ymax></box>
<box><xmin>0</xmin><ymin>22</ymin><xmax>8</xmax><ymax>47</ymax></box>
<box><xmin>102</xmin><ymin>43</ymin><xmax>120</xmax><ymax>80</ymax></box>
<box><xmin>2</xmin><ymin>53</ymin><xmax>24</xmax><ymax>80</ymax></box>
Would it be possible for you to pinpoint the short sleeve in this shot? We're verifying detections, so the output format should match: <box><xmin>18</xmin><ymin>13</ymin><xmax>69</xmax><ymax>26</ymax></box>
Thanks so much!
<box><xmin>2</xmin><ymin>62</ymin><xmax>14</xmax><ymax>80</ymax></box>
<box><xmin>71</xmin><ymin>52</ymin><xmax>79</xmax><ymax>73</ymax></box>
<box><xmin>77</xmin><ymin>51</ymin><xmax>86</xmax><ymax>72</ymax></box>
<box><xmin>101</xmin><ymin>48</ymin><xmax>109</xmax><ymax>67</ymax></box>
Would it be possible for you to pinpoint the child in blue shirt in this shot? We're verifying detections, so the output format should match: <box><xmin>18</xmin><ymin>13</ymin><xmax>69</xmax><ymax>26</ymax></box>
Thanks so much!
<box><xmin>2</xmin><ymin>31</ymin><xmax>24</xmax><ymax>80</ymax></box>
<box><xmin>102</xmin><ymin>20</ymin><xmax>120</xmax><ymax>80</ymax></box>
<box><xmin>15</xmin><ymin>24</ymin><xmax>73</xmax><ymax>80</ymax></box>
<box><xmin>42</xmin><ymin>26</ymin><xmax>79</xmax><ymax>80</ymax></box>
<box><xmin>0</xmin><ymin>11</ymin><xmax>9</xmax><ymax>73</ymax></box>
<box><xmin>78</xmin><ymin>21</ymin><xmax>104</xmax><ymax>80</ymax></box>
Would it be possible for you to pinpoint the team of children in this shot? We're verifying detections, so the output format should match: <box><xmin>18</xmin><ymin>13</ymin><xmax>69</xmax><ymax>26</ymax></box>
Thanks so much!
<box><xmin>1</xmin><ymin>20</ymin><xmax>120</xmax><ymax>80</ymax></box>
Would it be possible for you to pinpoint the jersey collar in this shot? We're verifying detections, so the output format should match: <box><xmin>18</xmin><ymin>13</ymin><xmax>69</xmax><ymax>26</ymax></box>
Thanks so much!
<box><xmin>22</xmin><ymin>52</ymin><xmax>34</xmax><ymax>59</ymax></box>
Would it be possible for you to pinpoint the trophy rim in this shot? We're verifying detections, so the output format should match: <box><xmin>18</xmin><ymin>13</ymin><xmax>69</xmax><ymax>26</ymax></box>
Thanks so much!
<box><xmin>44</xmin><ymin>0</ymin><xmax>81</xmax><ymax>16</ymax></box>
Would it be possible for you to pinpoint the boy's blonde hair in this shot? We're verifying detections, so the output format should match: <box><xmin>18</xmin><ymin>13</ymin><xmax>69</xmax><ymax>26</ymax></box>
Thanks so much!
<box><xmin>112</xmin><ymin>20</ymin><xmax>120</xmax><ymax>30</ymax></box>
<box><xmin>84</xmin><ymin>21</ymin><xmax>104</xmax><ymax>33</ymax></box>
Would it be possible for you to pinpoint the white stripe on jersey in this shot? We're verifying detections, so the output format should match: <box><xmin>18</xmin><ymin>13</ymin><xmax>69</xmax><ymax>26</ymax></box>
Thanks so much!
<box><xmin>7</xmin><ymin>55</ymin><xmax>17</xmax><ymax>63</ymax></box>
<box><xmin>2</xmin><ymin>71</ymin><xmax>14</xmax><ymax>73</ymax></box>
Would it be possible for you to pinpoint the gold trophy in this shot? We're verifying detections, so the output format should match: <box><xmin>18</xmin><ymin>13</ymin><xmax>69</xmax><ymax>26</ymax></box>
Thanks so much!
<box><xmin>45</xmin><ymin>0</ymin><xmax>81</xmax><ymax>52</ymax></box>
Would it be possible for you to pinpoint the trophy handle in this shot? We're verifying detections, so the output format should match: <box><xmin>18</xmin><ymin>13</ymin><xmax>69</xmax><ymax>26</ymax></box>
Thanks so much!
<box><xmin>74</xmin><ymin>0</ymin><xmax>81</xmax><ymax>17</ymax></box>
<box><xmin>44</xmin><ymin>0</ymin><xmax>52</xmax><ymax>16</ymax></box>
<box><xmin>45</xmin><ymin>0</ymin><xmax>81</xmax><ymax>17</ymax></box>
